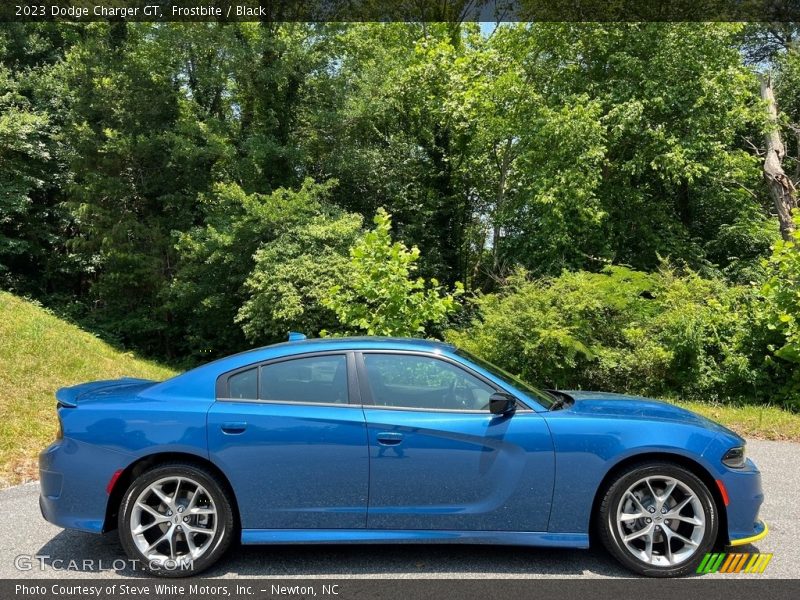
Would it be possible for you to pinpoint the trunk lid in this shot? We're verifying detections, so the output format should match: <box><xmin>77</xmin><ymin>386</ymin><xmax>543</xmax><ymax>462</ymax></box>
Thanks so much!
<box><xmin>55</xmin><ymin>378</ymin><xmax>157</xmax><ymax>407</ymax></box>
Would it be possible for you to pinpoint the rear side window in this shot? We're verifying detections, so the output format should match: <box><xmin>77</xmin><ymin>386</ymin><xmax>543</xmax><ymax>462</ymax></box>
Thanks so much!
<box><xmin>228</xmin><ymin>368</ymin><xmax>257</xmax><ymax>400</ymax></box>
<box><xmin>260</xmin><ymin>355</ymin><xmax>348</xmax><ymax>404</ymax></box>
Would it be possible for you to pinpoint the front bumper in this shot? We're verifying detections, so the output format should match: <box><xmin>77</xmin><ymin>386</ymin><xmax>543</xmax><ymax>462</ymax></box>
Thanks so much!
<box><xmin>730</xmin><ymin>519</ymin><xmax>768</xmax><ymax>547</ymax></box>
<box><xmin>718</xmin><ymin>457</ymin><xmax>766</xmax><ymax>545</ymax></box>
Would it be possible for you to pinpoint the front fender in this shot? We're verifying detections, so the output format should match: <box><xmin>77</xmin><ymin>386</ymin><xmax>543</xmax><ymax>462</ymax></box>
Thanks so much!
<box><xmin>543</xmin><ymin>412</ymin><xmax>719</xmax><ymax>533</ymax></box>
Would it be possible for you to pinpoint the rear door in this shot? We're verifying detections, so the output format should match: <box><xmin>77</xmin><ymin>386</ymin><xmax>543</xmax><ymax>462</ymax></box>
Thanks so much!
<box><xmin>358</xmin><ymin>351</ymin><xmax>555</xmax><ymax>532</ymax></box>
<box><xmin>207</xmin><ymin>352</ymin><xmax>369</xmax><ymax>530</ymax></box>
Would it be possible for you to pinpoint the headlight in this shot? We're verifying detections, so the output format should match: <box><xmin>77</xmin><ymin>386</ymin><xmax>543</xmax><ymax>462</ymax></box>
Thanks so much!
<box><xmin>722</xmin><ymin>446</ymin><xmax>746</xmax><ymax>468</ymax></box>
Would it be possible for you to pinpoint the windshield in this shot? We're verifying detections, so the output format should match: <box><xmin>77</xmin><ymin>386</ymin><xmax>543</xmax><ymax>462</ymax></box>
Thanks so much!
<box><xmin>455</xmin><ymin>349</ymin><xmax>555</xmax><ymax>409</ymax></box>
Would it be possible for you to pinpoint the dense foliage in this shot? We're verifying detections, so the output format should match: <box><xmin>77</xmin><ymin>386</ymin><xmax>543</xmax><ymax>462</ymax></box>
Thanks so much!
<box><xmin>167</xmin><ymin>178</ymin><xmax>353</xmax><ymax>360</ymax></box>
<box><xmin>323</xmin><ymin>209</ymin><xmax>462</xmax><ymax>337</ymax></box>
<box><xmin>759</xmin><ymin>213</ymin><xmax>800</xmax><ymax>399</ymax></box>
<box><xmin>0</xmin><ymin>22</ymin><xmax>797</xmax><ymax>404</ymax></box>
<box><xmin>448</xmin><ymin>265</ymin><xmax>795</xmax><ymax>405</ymax></box>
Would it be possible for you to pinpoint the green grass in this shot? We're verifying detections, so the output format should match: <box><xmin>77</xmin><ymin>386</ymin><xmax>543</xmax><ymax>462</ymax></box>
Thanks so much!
<box><xmin>0</xmin><ymin>292</ymin><xmax>177</xmax><ymax>486</ymax></box>
<box><xmin>673</xmin><ymin>400</ymin><xmax>800</xmax><ymax>442</ymax></box>
<box><xmin>0</xmin><ymin>291</ymin><xmax>798</xmax><ymax>488</ymax></box>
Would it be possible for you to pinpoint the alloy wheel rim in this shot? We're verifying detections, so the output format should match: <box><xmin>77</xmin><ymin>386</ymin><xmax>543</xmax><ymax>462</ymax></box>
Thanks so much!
<box><xmin>616</xmin><ymin>475</ymin><xmax>706</xmax><ymax>567</ymax></box>
<box><xmin>130</xmin><ymin>476</ymin><xmax>217</xmax><ymax>564</ymax></box>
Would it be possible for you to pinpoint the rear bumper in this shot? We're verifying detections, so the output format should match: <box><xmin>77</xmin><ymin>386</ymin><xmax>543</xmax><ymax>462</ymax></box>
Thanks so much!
<box><xmin>39</xmin><ymin>437</ymin><xmax>132</xmax><ymax>533</ymax></box>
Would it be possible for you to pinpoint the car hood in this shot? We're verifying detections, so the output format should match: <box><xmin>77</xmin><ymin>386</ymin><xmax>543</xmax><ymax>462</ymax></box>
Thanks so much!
<box><xmin>557</xmin><ymin>390</ymin><xmax>742</xmax><ymax>441</ymax></box>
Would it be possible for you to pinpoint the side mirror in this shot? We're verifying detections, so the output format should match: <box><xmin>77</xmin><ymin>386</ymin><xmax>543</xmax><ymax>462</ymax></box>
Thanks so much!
<box><xmin>489</xmin><ymin>392</ymin><xmax>516</xmax><ymax>415</ymax></box>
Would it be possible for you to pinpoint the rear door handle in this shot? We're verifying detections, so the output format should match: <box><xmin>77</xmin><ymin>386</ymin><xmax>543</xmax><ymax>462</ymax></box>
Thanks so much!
<box><xmin>221</xmin><ymin>422</ymin><xmax>247</xmax><ymax>434</ymax></box>
<box><xmin>376</xmin><ymin>432</ymin><xmax>404</xmax><ymax>446</ymax></box>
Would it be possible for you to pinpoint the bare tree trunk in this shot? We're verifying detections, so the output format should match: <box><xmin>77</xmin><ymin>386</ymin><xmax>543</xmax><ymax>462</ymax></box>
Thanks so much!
<box><xmin>761</xmin><ymin>75</ymin><xmax>798</xmax><ymax>242</ymax></box>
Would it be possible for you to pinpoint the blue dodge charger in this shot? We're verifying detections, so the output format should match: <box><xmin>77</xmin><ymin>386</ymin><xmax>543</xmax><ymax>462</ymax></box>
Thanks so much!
<box><xmin>39</xmin><ymin>335</ymin><xmax>766</xmax><ymax>577</ymax></box>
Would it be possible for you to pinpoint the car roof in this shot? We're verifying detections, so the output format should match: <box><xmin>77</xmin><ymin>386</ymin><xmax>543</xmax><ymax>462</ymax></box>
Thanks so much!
<box><xmin>193</xmin><ymin>336</ymin><xmax>456</xmax><ymax>374</ymax></box>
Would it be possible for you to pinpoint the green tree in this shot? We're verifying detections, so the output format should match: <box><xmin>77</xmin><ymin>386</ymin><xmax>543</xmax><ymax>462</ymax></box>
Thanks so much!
<box><xmin>236</xmin><ymin>210</ymin><xmax>363</xmax><ymax>342</ymax></box>
<box><xmin>323</xmin><ymin>208</ymin><xmax>463</xmax><ymax>337</ymax></box>
<box><xmin>477</xmin><ymin>23</ymin><xmax>768</xmax><ymax>281</ymax></box>
<box><xmin>300</xmin><ymin>23</ymin><xmax>474</xmax><ymax>286</ymax></box>
<box><xmin>0</xmin><ymin>25</ymin><xmax>75</xmax><ymax>294</ymax></box>
<box><xmin>48</xmin><ymin>22</ymin><xmax>331</xmax><ymax>357</ymax></box>
<box><xmin>169</xmin><ymin>179</ymin><xmax>340</xmax><ymax>359</ymax></box>
<box><xmin>759</xmin><ymin>213</ymin><xmax>800</xmax><ymax>401</ymax></box>
<box><xmin>57</xmin><ymin>22</ymin><xmax>223</xmax><ymax>355</ymax></box>
<box><xmin>447</xmin><ymin>26</ymin><xmax>608</xmax><ymax>282</ymax></box>
<box><xmin>0</xmin><ymin>64</ymin><xmax>51</xmax><ymax>278</ymax></box>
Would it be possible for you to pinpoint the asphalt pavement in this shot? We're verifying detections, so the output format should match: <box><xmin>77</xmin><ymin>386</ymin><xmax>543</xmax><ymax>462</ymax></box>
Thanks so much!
<box><xmin>0</xmin><ymin>440</ymin><xmax>796</xmax><ymax>579</ymax></box>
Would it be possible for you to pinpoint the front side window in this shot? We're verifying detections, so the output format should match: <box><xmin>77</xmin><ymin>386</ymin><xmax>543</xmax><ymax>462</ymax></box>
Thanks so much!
<box><xmin>260</xmin><ymin>355</ymin><xmax>348</xmax><ymax>404</ymax></box>
<box><xmin>455</xmin><ymin>349</ymin><xmax>555</xmax><ymax>409</ymax></box>
<box><xmin>363</xmin><ymin>353</ymin><xmax>495</xmax><ymax>411</ymax></box>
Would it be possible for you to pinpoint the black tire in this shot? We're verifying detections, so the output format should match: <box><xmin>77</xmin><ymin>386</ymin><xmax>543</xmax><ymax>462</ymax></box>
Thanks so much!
<box><xmin>118</xmin><ymin>462</ymin><xmax>235</xmax><ymax>577</ymax></box>
<box><xmin>599</xmin><ymin>461</ymin><xmax>718</xmax><ymax>577</ymax></box>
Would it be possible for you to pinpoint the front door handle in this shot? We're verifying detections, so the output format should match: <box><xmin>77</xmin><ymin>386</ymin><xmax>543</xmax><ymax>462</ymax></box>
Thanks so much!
<box><xmin>376</xmin><ymin>432</ymin><xmax>404</xmax><ymax>446</ymax></box>
<box><xmin>221</xmin><ymin>422</ymin><xmax>247</xmax><ymax>434</ymax></box>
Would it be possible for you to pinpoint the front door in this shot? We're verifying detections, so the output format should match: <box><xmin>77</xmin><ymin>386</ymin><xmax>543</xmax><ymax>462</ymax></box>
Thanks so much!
<box><xmin>207</xmin><ymin>352</ymin><xmax>369</xmax><ymax>530</ymax></box>
<box><xmin>357</xmin><ymin>351</ymin><xmax>554</xmax><ymax>532</ymax></box>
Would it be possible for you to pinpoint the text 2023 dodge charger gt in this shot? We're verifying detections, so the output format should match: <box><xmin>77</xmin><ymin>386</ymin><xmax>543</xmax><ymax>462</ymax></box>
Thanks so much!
<box><xmin>40</xmin><ymin>336</ymin><xmax>766</xmax><ymax>577</ymax></box>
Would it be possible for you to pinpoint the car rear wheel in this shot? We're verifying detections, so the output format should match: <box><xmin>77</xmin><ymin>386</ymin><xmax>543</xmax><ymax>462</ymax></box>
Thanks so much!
<box><xmin>118</xmin><ymin>463</ymin><xmax>235</xmax><ymax>577</ymax></box>
<box><xmin>599</xmin><ymin>462</ymin><xmax>718</xmax><ymax>577</ymax></box>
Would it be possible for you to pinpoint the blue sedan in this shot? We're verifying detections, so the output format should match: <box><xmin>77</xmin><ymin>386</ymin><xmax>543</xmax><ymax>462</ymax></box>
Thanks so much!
<box><xmin>39</xmin><ymin>335</ymin><xmax>766</xmax><ymax>577</ymax></box>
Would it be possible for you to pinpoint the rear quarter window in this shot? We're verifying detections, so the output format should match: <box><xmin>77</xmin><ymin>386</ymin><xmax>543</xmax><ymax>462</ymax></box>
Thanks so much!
<box><xmin>228</xmin><ymin>368</ymin><xmax>257</xmax><ymax>400</ymax></box>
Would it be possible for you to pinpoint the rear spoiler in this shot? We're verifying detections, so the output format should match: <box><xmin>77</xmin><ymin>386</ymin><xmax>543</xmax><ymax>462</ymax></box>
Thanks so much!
<box><xmin>55</xmin><ymin>387</ymin><xmax>80</xmax><ymax>408</ymax></box>
<box><xmin>55</xmin><ymin>377</ymin><xmax>153</xmax><ymax>408</ymax></box>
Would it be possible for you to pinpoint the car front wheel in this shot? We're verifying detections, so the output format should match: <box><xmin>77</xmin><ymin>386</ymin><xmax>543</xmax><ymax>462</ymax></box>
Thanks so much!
<box><xmin>118</xmin><ymin>462</ymin><xmax>235</xmax><ymax>577</ymax></box>
<box><xmin>599</xmin><ymin>462</ymin><xmax>718</xmax><ymax>577</ymax></box>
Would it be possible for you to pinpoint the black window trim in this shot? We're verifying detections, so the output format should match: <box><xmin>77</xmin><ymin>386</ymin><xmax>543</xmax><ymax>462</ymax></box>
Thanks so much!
<box><xmin>354</xmin><ymin>350</ymin><xmax>532</xmax><ymax>413</ymax></box>
<box><xmin>215</xmin><ymin>350</ymin><xmax>360</xmax><ymax>407</ymax></box>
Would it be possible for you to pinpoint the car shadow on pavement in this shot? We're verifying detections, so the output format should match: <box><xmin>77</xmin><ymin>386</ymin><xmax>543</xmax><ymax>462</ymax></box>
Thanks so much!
<box><xmin>35</xmin><ymin>530</ymin><xmax>143</xmax><ymax>577</ymax></box>
<box><xmin>36</xmin><ymin>530</ymin><xmax>632</xmax><ymax>578</ymax></box>
<box><xmin>212</xmin><ymin>543</ymin><xmax>632</xmax><ymax>578</ymax></box>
